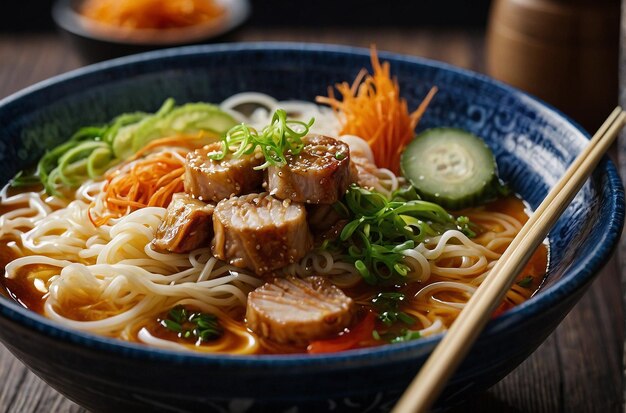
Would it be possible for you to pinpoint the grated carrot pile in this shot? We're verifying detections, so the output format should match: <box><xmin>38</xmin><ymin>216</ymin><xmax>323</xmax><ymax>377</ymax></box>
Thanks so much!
<box><xmin>316</xmin><ymin>47</ymin><xmax>437</xmax><ymax>174</ymax></box>
<box><xmin>80</xmin><ymin>0</ymin><xmax>225</xmax><ymax>30</ymax></box>
<box><xmin>88</xmin><ymin>134</ymin><xmax>210</xmax><ymax>226</ymax></box>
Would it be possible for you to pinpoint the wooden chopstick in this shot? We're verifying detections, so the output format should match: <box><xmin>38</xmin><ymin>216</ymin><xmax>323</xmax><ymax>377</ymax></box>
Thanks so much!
<box><xmin>392</xmin><ymin>107</ymin><xmax>626</xmax><ymax>413</ymax></box>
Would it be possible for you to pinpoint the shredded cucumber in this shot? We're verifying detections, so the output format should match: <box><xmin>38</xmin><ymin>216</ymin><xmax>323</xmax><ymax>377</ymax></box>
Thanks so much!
<box><xmin>112</xmin><ymin>98</ymin><xmax>176</xmax><ymax>159</ymax></box>
<box><xmin>400</xmin><ymin>128</ymin><xmax>505</xmax><ymax>210</ymax></box>
<box><xmin>129</xmin><ymin>102</ymin><xmax>237</xmax><ymax>156</ymax></box>
<box><xmin>12</xmin><ymin>99</ymin><xmax>238</xmax><ymax>195</ymax></box>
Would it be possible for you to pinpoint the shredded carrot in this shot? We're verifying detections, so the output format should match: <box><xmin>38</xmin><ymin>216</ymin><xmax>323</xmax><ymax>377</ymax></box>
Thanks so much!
<box><xmin>80</xmin><ymin>0</ymin><xmax>226</xmax><ymax>30</ymax></box>
<box><xmin>88</xmin><ymin>133</ymin><xmax>212</xmax><ymax>226</ymax></box>
<box><xmin>316</xmin><ymin>47</ymin><xmax>437</xmax><ymax>174</ymax></box>
<box><xmin>100</xmin><ymin>151</ymin><xmax>186</xmax><ymax>220</ymax></box>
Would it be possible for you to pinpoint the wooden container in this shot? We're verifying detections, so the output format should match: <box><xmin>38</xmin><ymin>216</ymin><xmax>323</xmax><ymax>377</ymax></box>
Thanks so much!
<box><xmin>486</xmin><ymin>0</ymin><xmax>619</xmax><ymax>131</ymax></box>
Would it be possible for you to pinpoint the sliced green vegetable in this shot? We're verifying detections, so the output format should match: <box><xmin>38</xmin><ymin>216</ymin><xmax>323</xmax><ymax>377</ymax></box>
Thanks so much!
<box><xmin>10</xmin><ymin>170</ymin><xmax>40</xmax><ymax>188</ymax></box>
<box><xmin>209</xmin><ymin>108</ymin><xmax>314</xmax><ymax>170</ymax></box>
<box><xmin>165</xmin><ymin>102</ymin><xmax>239</xmax><ymax>133</ymax></box>
<box><xmin>32</xmin><ymin>126</ymin><xmax>107</xmax><ymax>195</ymax></box>
<box><xmin>336</xmin><ymin>185</ymin><xmax>475</xmax><ymax>285</ymax></box>
<box><xmin>111</xmin><ymin>99</ymin><xmax>174</xmax><ymax>158</ymax></box>
<box><xmin>12</xmin><ymin>99</ymin><xmax>237</xmax><ymax>195</ymax></box>
<box><xmin>86</xmin><ymin>146</ymin><xmax>115</xmax><ymax>178</ymax></box>
<box><xmin>123</xmin><ymin>101</ymin><xmax>237</xmax><ymax>157</ymax></box>
<box><xmin>56</xmin><ymin>141</ymin><xmax>110</xmax><ymax>186</ymax></box>
<box><xmin>401</xmin><ymin>128</ymin><xmax>507</xmax><ymax>210</ymax></box>
<box><xmin>516</xmin><ymin>275</ymin><xmax>533</xmax><ymax>288</ymax></box>
<box><xmin>160</xmin><ymin>305</ymin><xmax>222</xmax><ymax>343</ymax></box>
<box><xmin>372</xmin><ymin>292</ymin><xmax>415</xmax><ymax>327</ymax></box>
<box><xmin>102</xmin><ymin>112</ymin><xmax>148</xmax><ymax>144</ymax></box>
<box><xmin>390</xmin><ymin>329</ymin><xmax>422</xmax><ymax>343</ymax></box>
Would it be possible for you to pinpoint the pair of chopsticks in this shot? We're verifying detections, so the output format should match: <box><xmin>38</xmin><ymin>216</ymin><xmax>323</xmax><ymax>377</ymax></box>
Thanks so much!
<box><xmin>393</xmin><ymin>107</ymin><xmax>626</xmax><ymax>413</ymax></box>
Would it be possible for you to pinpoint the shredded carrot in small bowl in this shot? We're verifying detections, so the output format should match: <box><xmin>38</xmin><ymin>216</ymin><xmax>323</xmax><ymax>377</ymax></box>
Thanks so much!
<box><xmin>316</xmin><ymin>47</ymin><xmax>437</xmax><ymax>174</ymax></box>
<box><xmin>80</xmin><ymin>0</ymin><xmax>226</xmax><ymax>30</ymax></box>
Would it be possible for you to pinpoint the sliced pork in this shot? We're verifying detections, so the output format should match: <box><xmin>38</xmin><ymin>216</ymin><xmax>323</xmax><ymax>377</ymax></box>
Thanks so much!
<box><xmin>212</xmin><ymin>193</ymin><xmax>313</xmax><ymax>275</ymax></box>
<box><xmin>246</xmin><ymin>276</ymin><xmax>355</xmax><ymax>345</ymax></box>
<box><xmin>184</xmin><ymin>143</ymin><xmax>264</xmax><ymax>203</ymax></box>
<box><xmin>267</xmin><ymin>135</ymin><xmax>352</xmax><ymax>204</ymax></box>
<box><xmin>152</xmin><ymin>193</ymin><xmax>215</xmax><ymax>253</ymax></box>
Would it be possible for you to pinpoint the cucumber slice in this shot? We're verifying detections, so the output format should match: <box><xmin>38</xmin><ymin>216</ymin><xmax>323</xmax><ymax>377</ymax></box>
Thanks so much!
<box><xmin>400</xmin><ymin>128</ymin><xmax>500</xmax><ymax>210</ymax></box>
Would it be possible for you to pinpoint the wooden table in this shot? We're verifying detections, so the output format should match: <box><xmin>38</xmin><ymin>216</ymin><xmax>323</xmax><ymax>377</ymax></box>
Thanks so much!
<box><xmin>0</xmin><ymin>28</ymin><xmax>622</xmax><ymax>413</ymax></box>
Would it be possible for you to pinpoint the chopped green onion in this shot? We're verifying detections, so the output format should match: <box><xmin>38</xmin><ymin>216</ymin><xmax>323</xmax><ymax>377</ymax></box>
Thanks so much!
<box><xmin>390</xmin><ymin>329</ymin><xmax>422</xmax><ymax>343</ymax></box>
<box><xmin>160</xmin><ymin>305</ymin><xmax>222</xmax><ymax>343</ymax></box>
<box><xmin>162</xmin><ymin>319</ymin><xmax>182</xmax><ymax>333</ymax></box>
<box><xmin>372</xmin><ymin>292</ymin><xmax>415</xmax><ymax>327</ymax></box>
<box><xmin>10</xmin><ymin>170</ymin><xmax>41</xmax><ymax>188</ymax></box>
<box><xmin>209</xmin><ymin>108</ymin><xmax>314</xmax><ymax>170</ymax></box>
<box><xmin>337</xmin><ymin>185</ymin><xmax>475</xmax><ymax>285</ymax></box>
<box><xmin>516</xmin><ymin>276</ymin><xmax>533</xmax><ymax>288</ymax></box>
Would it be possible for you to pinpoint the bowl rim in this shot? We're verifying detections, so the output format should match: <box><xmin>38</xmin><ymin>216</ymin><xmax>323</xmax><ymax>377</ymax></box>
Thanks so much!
<box><xmin>0</xmin><ymin>42</ymin><xmax>623</xmax><ymax>368</ymax></box>
<box><xmin>51</xmin><ymin>0</ymin><xmax>251</xmax><ymax>45</ymax></box>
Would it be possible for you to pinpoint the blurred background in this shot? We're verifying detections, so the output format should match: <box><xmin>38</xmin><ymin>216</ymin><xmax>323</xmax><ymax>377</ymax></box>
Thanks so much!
<box><xmin>0</xmin><ymin>1</ymin><xmax>623</xmax><ymax>412</ymax></box>
<box><xmin>0</xmin><ymin>0</ymin><xmax>619</xmax><ymax>132</ymax></box>
<box><xmin>2</xmin><ymin>0</ymin><xmax>492</xmax><ymax>30</ymax></box>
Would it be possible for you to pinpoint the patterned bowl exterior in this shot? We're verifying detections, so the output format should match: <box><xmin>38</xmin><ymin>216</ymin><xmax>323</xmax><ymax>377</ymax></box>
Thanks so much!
<box><xmin>0</xmin><ymin>43</ymin><xmax>622</xmax><ymax>413</ymax></box>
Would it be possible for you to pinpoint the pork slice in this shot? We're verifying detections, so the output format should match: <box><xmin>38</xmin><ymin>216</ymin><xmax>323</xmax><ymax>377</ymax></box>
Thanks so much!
<box><xmin>246</xmin><ymin>275</ymin><xmax>355</xmax><ymax>345</ymax></box>
<box><xmin>184</xmin><ymin>142</ymin><xmax>264</xmax><ymax>203</ymax></box>
<box><xmin>212</xmin><ymin>193</ymin><xmax>313</xmax><ymax>275</ymax></box>
<box><xmin>267</xmin><ymin>135</ymin><xmax>352</xmax><ymax>204</ymax></box>
<box><xmin>152</xmin><ymin>193</ymin><xmax>215</xmax><ymax>253</ymax></box>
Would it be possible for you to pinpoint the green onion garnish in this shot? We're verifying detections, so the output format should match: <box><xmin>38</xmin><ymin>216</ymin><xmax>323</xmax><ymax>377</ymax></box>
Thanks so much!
<box><xmin>209</xmin><ymin>108</ymin><xmax>314</xmax><ymax>170</ymax></box>
<box><xmin>160</xmin><ymin>305</ymin><xmax>222</xmax><ymax>343</ymax></box>
<box><xmin>372</xmin><ymin>292</ymin><xmax>415</xmax><ymax>327</ymax></box>
<box><xmin>336</xmin><ymin>185</ymin><xmax>475</xmax><ymax>285</ymax></box>
<box><xmin>516</xmin><ymin>276</ymin><xmax>533</xmax><ymax>288</ymax></box>
<box><xmin>390</xmin><ymin>329</ymin><xmax>422</xmax><ymax>344</ymax></box>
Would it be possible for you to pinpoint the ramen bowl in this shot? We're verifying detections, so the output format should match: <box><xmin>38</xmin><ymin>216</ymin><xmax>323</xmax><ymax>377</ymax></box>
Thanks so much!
<box><xmin>0</xmin><ymin>43</ymin><xmax>622</xmax><ymax>412</ymax></box>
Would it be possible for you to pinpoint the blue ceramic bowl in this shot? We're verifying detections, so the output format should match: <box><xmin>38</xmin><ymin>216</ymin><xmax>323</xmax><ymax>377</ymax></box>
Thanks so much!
<box><xmin>0</xmin><ymin>43</ymin><xmax>623</xmax><ymax>412</ymax></box>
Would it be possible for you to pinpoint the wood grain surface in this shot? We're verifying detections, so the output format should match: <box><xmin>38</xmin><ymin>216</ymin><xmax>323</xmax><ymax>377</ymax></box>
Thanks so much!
<box><xmin>0</xmin><ymin>28</ymin><xmax>622</xmax><ymax>413</ymax></box>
